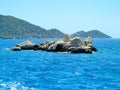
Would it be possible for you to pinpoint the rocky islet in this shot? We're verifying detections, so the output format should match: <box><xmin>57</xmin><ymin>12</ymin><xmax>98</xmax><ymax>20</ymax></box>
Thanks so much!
<box><xmin>11</xmin><ymin>35</ymin><xmax>97</xmax><ymax>54</ymax></box>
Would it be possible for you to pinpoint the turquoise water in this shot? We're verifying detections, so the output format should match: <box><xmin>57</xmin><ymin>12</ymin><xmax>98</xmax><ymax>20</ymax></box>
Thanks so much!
<box><xmin>0</xmin><ymin>38</ymin><xmax>120</xmax><ymax>90</ymax></box>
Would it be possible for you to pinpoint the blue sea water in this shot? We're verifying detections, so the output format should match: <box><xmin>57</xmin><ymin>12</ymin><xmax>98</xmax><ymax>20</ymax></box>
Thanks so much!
<box><xmin>0</xmin><ymin>38</ymin><xmax>120</xmax><ymax>90</ymax></box>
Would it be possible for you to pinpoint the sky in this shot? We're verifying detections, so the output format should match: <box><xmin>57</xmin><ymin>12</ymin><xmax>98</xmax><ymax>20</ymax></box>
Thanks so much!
<box><xmin>0</xmin><ymin>0</ymin><xmax>120</xmax><ymax>38</ymax></box>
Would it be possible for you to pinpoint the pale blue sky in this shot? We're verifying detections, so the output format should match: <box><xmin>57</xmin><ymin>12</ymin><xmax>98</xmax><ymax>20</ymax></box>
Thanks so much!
<box><xmin>1</xmin><ymin>0</ymin><xmax>120</xmax><ymax>38</ymax></box>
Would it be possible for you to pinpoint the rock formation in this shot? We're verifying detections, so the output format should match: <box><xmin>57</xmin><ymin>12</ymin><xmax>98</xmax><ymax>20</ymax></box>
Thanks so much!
<box><xmin>11</xmin><ymin>35</ymin><xmax>97</xmax><ymax>54</ymax></box>
<box><xmin>11</xmin><ymin>41</ymin><xmax>36</xmax><ymax>51</ymax></box>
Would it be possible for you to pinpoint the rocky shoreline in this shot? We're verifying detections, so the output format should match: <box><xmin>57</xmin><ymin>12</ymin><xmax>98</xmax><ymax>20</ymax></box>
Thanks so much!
<box><xmin>11</xmin><ymin>35</ymin><xmax>97</xmax><ymax>54</ymax></box>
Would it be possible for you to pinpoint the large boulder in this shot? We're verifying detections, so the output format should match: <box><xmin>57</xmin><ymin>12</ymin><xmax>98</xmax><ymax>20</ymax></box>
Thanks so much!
<box><xmin>16</xmin><ymin>41</ymin><xmax>35</xmax><ymax>50</ymax></box>
<box><xmin>70</xmin><ymin>37</ymin><xmax>83</xmax><ymax>47</ymax></box>
<box><xmin>55</xmin><ymin>44</ymin><xmax>64</xmax><ymax>52</ymax></box>
<box><xmin>63</xmin><ymin>34</ymin><xmax>70</xmax><ymax>42</ymax></box>
<box><xmin>47</xmin><ymin>40</ymin><xmax>65</xmax><ymax>52</ymax></box>
<box><xmin>53</xmin><ymin>40</ymin><xmax>71</xmax><ymax>52</ymax></box>
<box><xmin>39</xmin><ymin>41</ymin><xmax>55</xmax><ymax>50</ymax></box>
<box><xmin>11</xmin><ymin>41</ymin><xmax>36</xmax><ymax>50</ymax></box>
<box><xmin>47</xmin><ymin>40</ymin><xmax>66</xmax><ymax>52</ymax></box>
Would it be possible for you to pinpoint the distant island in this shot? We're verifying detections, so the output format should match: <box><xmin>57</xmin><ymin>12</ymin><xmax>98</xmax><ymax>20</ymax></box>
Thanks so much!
<box><xmin>0</xmin><ymin>15</ymin><xmax>111</xmax><ymax>39</ymax></box>
<box><xmin>71</xmin><ymin>30</ymin><xmax>111</xmax><ymax>38</ymax></box>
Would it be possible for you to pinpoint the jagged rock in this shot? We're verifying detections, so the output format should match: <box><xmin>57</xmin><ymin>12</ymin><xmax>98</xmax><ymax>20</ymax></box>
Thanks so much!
<box><xmin>39</xmin><ymin>41</ymin><xmax>55</xmax><ymax>50</ymax></box>
<box><xmin>85</xmin><ymin>36</ymin><xmax>92</xmax><ymax>46</ymax></box>
<box><xmin>63</xmin><ymin>34</ymin><xmax>70</xmax><ymax>42</ymax></box>
<box><xmin>47</xmin><ymin>43</ymin><xmax>57</xmax><ymax>51</ymax></box>
<box><xmin>70</xmin><ymin>37</ymin><xmax>83</xmax><ymax>47</ymax></box>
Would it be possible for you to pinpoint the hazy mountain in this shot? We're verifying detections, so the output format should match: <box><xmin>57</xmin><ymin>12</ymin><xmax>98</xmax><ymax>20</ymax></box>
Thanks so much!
<box><xmin>47</xmin><ymin>29</ymin><xmax>65</xmax><ymax>38</ymax></box>
<box><xmin>0</xmin><ymin>15</ymin><xmax>65</xmax><ymax>39</ymax></box>
<box><xmin>71</xmin><ymin>30</ymin><xmax>111</xmax><ymax>38</ymax></box>
<box><xmin>0</xmin><ymin>15</ymin><xmax>111</xmax><ymax>39</ymax></box>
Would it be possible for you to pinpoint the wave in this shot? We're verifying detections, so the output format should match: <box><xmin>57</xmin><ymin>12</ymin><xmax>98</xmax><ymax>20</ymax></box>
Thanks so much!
<box><xmin>0</xmin><ymin>80</ymin><xmax>36</xmax><ymax>90</ymax></box>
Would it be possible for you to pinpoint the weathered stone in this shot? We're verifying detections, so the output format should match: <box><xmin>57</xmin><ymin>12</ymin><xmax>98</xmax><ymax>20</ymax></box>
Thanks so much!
<box><xmin>63</xmin><ymin>34</ymin><xmax>70</xmax><ymax>42</ymax></box>
<box><xmin>55</xmin><ymin>44</ymin><xmax>64</xmax><ymax>52</ymax></box>
<box><xmin>86</xmin><ymin>36</ymin><xmax>92</xmax><ymax>45</ymax></box>
<box><xmin>48</xmin><ymin>40</ymin><xmax>72</xmax><ymax>52</ymax></box>
<box><xmin>62</xmin><ymin>42</ymin><xmax>71</xmax><ymax>52</ymax></box>
<box><xmin>16</xmin><ymin>41</ymin><xmax>35</xmax><ymax>50</ymax></box>
<box><xmin>56</xmin><ymin>40</ymin><xmax>65</xmax><ymax>44</ymax></box>
<box><xmin>40</xmin><ymin>41</ymin><xmax>55</xmax><ymax>50</ymax></box>
<box><xmin>70</xmin><ymin>37</ymin><xmax>83</xmax><ymax>47</ymax></box>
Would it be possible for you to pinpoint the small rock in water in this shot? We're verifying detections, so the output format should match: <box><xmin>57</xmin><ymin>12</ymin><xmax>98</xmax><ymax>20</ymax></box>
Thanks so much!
<box><xmin>11</xmin><ymin>47</ymin><xmax>21</xmax><ymax>51</ymax></box>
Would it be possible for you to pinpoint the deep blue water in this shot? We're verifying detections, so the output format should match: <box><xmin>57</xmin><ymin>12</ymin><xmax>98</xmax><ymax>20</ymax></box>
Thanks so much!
<box><xmin>0</xmin><ymin>38</ymin><xmax>120</xmax><ymax>90</ymax></box>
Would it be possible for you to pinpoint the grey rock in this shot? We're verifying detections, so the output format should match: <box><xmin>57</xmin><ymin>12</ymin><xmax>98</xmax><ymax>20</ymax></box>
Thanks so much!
<box><xmin>70</xmin><ymin>37</ymin><xmax>83</xmax><ymax>47</ymax></box>
<box><xmin>16</xmin><ymin>41</ymin><xmax>35</xmax><ymax>50</ymax></box>
<box><xmin>63</xmin><ymin>34</ymin><xmax>70</xmax><ymax>42</ymax></box>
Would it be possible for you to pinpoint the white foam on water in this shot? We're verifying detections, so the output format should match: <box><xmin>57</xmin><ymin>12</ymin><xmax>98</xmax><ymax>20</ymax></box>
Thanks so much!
<box><xmin>74</xmin><ymin>72</ymin><xmax>80</xmax><ymax>75</ymax></box>
<box><xmin>0</xmin><ymin>83</ymin><xmax>6</xmax><ymax>87</ymax></box>
<box><xmin>0</xmin><ymin>81</ymin><xmax>36</xmax><ymax>90</ymax></box>
<box><xmin>4</xmin><ymin>48</ymin><xmax>10</xmax><ymax>50</ymax></box>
